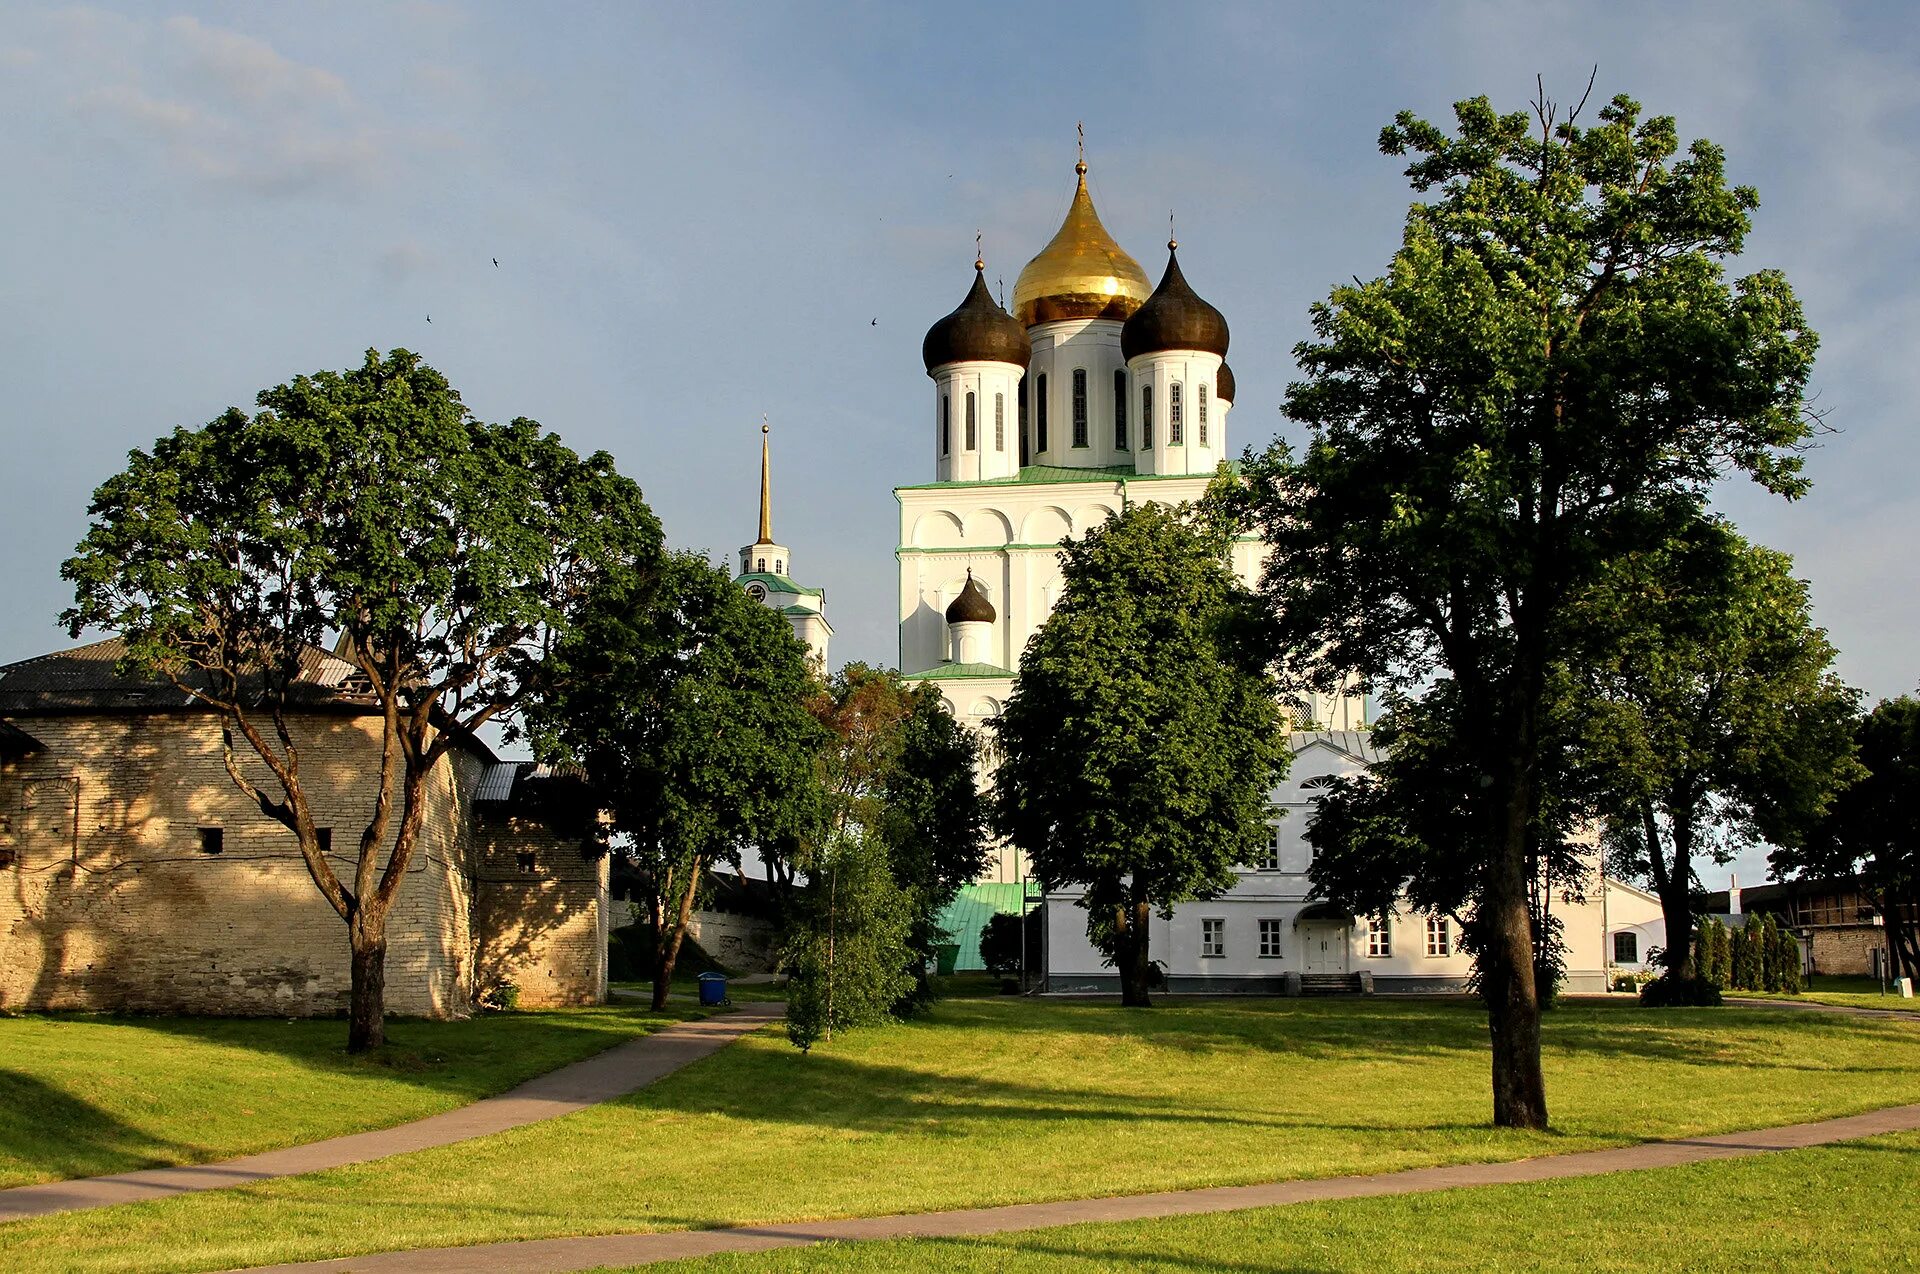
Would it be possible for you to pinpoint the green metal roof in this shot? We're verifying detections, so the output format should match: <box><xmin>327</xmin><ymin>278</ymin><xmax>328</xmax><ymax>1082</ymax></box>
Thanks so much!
<box><xmin>935</xmin><ymin>882</ymin><xmax>1032</xmax><ymax>971</ymax></box>
<box><xmin>901</xmin><ymin>662</ymin><xmax>1015</xmax><ymax>681</ymax></box>
<box><xmin>736</xmin><ymin>571</ymin><xmax>824</xmax><ymax>598</ymax></box>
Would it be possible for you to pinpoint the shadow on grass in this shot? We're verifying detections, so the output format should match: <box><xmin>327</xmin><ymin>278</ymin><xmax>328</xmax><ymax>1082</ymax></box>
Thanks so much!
<box><xmin>0</xmin><ymin>1071</ymin><xmax>209</xmax><ymax>1182</ymax></box>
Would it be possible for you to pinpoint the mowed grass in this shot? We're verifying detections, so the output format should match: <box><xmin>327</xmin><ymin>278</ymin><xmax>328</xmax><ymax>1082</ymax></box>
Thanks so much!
<box><xmin>664</xmin><ymin>1130</ymin><xmax>1920</xmax><ymax>1272</ymax></box>
<box><xmin>5</xmin><ymin>997</ymin><xmax>1919</xmax><ymax>1273</ymax></box>
<box><xmin>0</xmin><ymin>1001</ymin><xmax>698</xmax><ymax>1188</ymax></box>
<box><xmin>1733</xmin><ymin>974</ymin><xmax>1920</xmax><ymax>1011</ymax></box>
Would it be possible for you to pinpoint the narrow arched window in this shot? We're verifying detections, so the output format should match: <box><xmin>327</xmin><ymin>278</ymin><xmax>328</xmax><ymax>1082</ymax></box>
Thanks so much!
<box><xmin>941</xmin><ymin>393</ymin><xmax>951</xmax><ymax>456</ymax></box>
<box><xmin>1113</xmin><ymin>369</ymin><xmax>1127</xmax><ymax>449</ymax></box>
<box><xmin>1036</xmin><ymin>373</ymin><xmax>1049</xmax><ymax>453</ymax></box>
<box><xmin>757</xmin><ymin>557</ymin><xmax>767</xmax><ymax>573</ymax></box>
<box><xmin>1071</xmin><ymin>369</ymin><xmax>1088</xmax><ymax>447</ymax></box>
<box><xmin>1018</xmin><ymin>378</ymin><xmax>1030</xmax><ymax>464</ymax></box>
<box><xmin>965</xmin><ymin>390</ymin><xmax>977</xmax><ymax>451</ymax></box>
<box><xmin>775</xmin><ymin>559</ymin><xmax>784</xmax><ymax>575</ymax></box>
<box><xmin>995</xmin><ymin>393</ymin><xmax>1005</xmax><ymax>451</ymax></box>
<box><xmin>1198</xmin><ymin>383</ymin><xmax>1209</xmax><ymax>446</ymax></box>
<box><xmin>1141</xmin><ymin>384</ymin><xmax>1154</xmax><ymax>449</ymax></box>
<box><xmin>1169</xmin><ymin>381</ymin><xmax>1184</xmax><ymax>445</ymax></box>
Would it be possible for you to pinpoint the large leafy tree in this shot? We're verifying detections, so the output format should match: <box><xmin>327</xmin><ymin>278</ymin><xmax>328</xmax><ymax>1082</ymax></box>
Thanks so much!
<box><xmin>1240</xmin><ymin>89</ymin><xmax>1819</xmax><ymax>1126</ymax></box>
<box><xmin>63</xmin><ymin>349</ymin><xmax>659</xmax><ymax>1050</ymax></box>
<box><xmin>880</xmin><ymin>685</ymin><xmax>990</xmax><ymax>1005</ymax></box>
<box><xmin>1774</xmin><ymin>696</ymin><xmax>1920</xmax><ymax>979</ymax></box>
<box><xmin>993</xmin><ymin>501</ymin><xmax>1289</xmax><ymax>1007</ymax></box>
<box><xmin>528</xmin><ymin>550</ymin><xmax>826</xmax><ymax>1010</ymax></box>
<box><xmin>1572</xmin><ymin>523</ymin><xmax>1859</xmax><ymax>988</ymax></box>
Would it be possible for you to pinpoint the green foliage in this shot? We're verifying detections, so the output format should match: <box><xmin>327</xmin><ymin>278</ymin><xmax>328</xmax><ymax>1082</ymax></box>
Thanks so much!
<box><xmin>978</xmin><ymin>912</ymin><xmax>1024</xmax><ymax>977</ymax></box>
<box><xmin>1639</xmin><ymin>975</ymin><xmax>1724</xmax><ymax>1007</ymax></box>
<box><xmin>528</xmin><ymin>550</ymin><xmax>826</xmax><ymax>1009</ymax></box>
<box><xmin>475</xmin><ymin>982</ymin><xmax>520</xmax><ymax>1013</ymax></box>
<box><xmin>1731</xmin><ymin>922</ymin><xmax>1764</xmax><ymax>991</ymax></box>
<box><xmin>991</xmin><ymin>502</ymin><xmax>1289</xmax><ymax>1005</ymax></box>
<box><xmin>60</xmin><ymin>348</ymin><xmax>659</xmax><ymax>1048</ymax></box>
<box><xmin>1774</xmin><ymin>696</ymin><xmax>1920</xmax><ymax>980</ymax></box>
<box><xmin>1236</xmin><ymin>88</ymin><xmax>1819</xmax><ymax>1125</ymax></box>
<box><xmin>784</xmin><ymin>837</ymin><xmax>915</xmax><ymax>1051</ymax></box>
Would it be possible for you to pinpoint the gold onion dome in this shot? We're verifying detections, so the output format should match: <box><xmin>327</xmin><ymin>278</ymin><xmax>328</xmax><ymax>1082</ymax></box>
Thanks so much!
<box><xmin>1011</xmin><ymin>161</ymin><xmax>1151</xmax><ymax>327</ymax></box>
<box><xmin>945</xmin><ymin>571</ymin><xmax>997</xmax><ymax>624</ymax></box>
<box><xmin>1122</xmin><ymin>240</ymin><xmax>1229</xmax><ymax>360</ymax></box>
<box><xmin>1216</xmin><ymin>360</ymin><xmax>1236</xmax><ymax>402</ymax></box>
<box><xmin>923</xmin><ymin>260</ymin><xmax>1031</xmax><ymax>372</ymax></box>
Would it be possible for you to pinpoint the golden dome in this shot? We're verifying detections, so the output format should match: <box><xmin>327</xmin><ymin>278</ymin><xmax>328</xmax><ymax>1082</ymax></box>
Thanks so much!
<box><xmin>1011</xmin><ymin>162</ymin><xmax>1151</xmax><ymax>327</ymax></box>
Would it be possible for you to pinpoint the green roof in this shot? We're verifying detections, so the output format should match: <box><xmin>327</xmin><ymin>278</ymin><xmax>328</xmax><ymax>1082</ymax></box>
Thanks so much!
<box><xmin>736</xmin><ymin>571</ymin><xmax>823</xmax><ymax>598</ymax></box>
<box><xmin>901</xmin><ymin>662</ymin><xmax>1015</xmax><ymax>681</ymax></box>
<box><xmin>897</xmin><ymin>460</ymin><xmax>1240</xmax><ymax>492</ymax></box>
<box><xmin>935</xmin><ymin>883</ymin><xmax>1032</xmax><ymax>971</ymax></box>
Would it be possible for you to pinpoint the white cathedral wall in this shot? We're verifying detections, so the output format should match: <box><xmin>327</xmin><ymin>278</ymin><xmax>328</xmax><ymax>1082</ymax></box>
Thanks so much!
<box><xmin>1128</xmin><ymin>350</ymin><xmax>1225</xmax><ymax>477</ymax></box>
<box><xmin>932</xmin><ymin>361</ymin><xmax>1022</xmax><ymax>482</ymax></box>
<box><xmin>1026</xmin><ymin>318</ymin><xmax>1131</xmax><ymax>469</ymax></box>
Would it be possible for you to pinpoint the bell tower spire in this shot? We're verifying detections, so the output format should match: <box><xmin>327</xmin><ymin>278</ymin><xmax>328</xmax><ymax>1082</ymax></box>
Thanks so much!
<box><xmin>757</xmin><ymin>415</ymin><xmax>773</xmax><ymax>545</ymax></box>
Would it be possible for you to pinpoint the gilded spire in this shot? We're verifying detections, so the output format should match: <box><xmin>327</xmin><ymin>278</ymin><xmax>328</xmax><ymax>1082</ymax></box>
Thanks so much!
<box><xmin>756</xmin><ymin>417</ymin><xmax>773</xmax><ymax>545</ymax></box>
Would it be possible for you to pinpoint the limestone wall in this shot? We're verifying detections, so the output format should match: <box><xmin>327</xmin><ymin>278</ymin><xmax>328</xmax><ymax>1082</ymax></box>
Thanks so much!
<box><xmin>0</xmin><ymin>711</ymin><xmax>478</xmax><ymax>1017</ymax></box>
<box><xmin>472</xmin><ymin>813</ymin><xmax>608</xmax><ymax>1008</ymax></box>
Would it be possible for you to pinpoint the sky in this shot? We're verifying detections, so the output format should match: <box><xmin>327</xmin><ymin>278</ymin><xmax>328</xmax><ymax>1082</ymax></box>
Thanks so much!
<box><xmin>3</xmin><ymin>1</ymin><xmax>1917</xmax><ymax>885</ymax></box>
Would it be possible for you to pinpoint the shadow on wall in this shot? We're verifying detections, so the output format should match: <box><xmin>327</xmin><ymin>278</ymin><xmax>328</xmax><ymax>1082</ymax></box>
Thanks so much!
<box><xmin>471</xmin><ymin>820</ymin><xmax>602</xmax><ymax>1008</ymax></box>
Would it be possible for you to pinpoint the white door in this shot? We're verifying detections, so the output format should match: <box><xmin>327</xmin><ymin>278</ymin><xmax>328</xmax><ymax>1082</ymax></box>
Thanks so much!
<box><xmin>1301</xmin><ymin>923</ymin><xmax>1348</xmax><ymax>974</ymax></box>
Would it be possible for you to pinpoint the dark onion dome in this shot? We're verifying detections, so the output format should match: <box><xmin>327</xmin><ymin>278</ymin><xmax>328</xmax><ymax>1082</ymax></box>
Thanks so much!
<box><xmin>1215</xmin><ymin>361</ymin><xmax>1235</xmax><ymax>403</ymax></box>
<box><xmin>923</xmin><ymin>262</ymin><xmax>1031</xmax><ymax>373</ymax></box>
<box><xmin>945</xmin><ymin>571</ymin><xmax>997</xmax><ymax>624</ymax></box>
<box><xmin>1121</xmin><ymin>241</ymin><xmax>1229</xmax><ymax>361</ymax></box>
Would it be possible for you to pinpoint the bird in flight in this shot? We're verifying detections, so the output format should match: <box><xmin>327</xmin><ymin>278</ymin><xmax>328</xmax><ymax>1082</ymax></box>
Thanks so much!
<box><xmin>426</xmin><ymin>314</ymin><xmax>432</xmax><ymax>323</ymax></box>
<box><xmin>493</xmin><ymin>258</ymin><xmax>499</xmax><ymax>267</ymax></box>
<box><xmin>871</xmin><ymin>318</ymin><xmax>877</xmax><ymax>326</ymax></box>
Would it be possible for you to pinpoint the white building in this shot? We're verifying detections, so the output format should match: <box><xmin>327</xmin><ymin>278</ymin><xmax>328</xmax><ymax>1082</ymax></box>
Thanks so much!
<box><xmin>739</xmin><ymin>421</ymin><xmax>831</xmax><ymax>669</ymax></box>
<box><xmin>900</xmin><ymin>153</ymin><xmax>1641</xmax><ymax>991</ymax></box>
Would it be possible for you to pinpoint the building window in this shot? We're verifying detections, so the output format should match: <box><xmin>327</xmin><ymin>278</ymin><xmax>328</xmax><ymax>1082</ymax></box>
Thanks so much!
<box><xmin>1367</xmin><ymin>915</ymin><xmax>1392</xmax><ymax>958</ymax></box>
<box><xmin>515</xmin><ymin>850</ymin><xmax>537</xmax><ymax>873</ymax></box>
<box><xmin>198</xmin><ymin>827</ymin><xmax>224</xmax><ymax>855</ymax></box>
<box><xmin>941</xmin><ymin>393</ymin><xmax>951</xmax><ymax>456</ymax></box>
<box><xmin>995</xmin><ymin>392</ymin><xmax>1005</xmax><ymax>452</ymax></box>
<box><xmin>1259</xmin><ymin>918</ymin><xmax>1283</xmax><ymax>958</ymax></box>
<box><xmin>1198</xmin><ymin>383</ymin><xmax>1209</xmax><ymax>446</ymax></box>
<box><xmin>965</xmin><ymin>391</ymin><xmax>977</xmax><ymax>451</ymax></box>
<box><xmin>316</xmin><ymin>826</ymin><xmax>333</xmax><ymax>855</ymax></box>
<box><xmin>757</xmin><ymin>557</ymin><xmax>767</xmax><ymax>573</ymax></box>
<box><xmin>1201</xmin><ymin>918</ymin><xmax>1225</xmax><ymax>958</ymax></box>
<box><xmin>1036</xmin><ymin>374</ymin><xmax>1049</xmax><ymax>453</ymax></box>
<box><xmin>1019</xmin><ymin>378</ymin><xmax>1030</xmax><ymax>463</ymax></box>
<box><xmin>1169</xmin><ymin>381</ymin><xmax>1184</xmax><ymax>445</ymax></box>
<box><xmin>1613</xmin><ymin>932</ymin><xmax>1638</xmax><ymax>964</ymax></box>
<box><xmin>1258</xmin><ymin>823</ymin><xmax>1281</xmax><ymax>871</ymax></box>
<box><xmin>775</xmin><ymin>559</ymin><xmax>784</xmax><ymax>574</ymax></box>
<box><xmin>1113</xmin><ymin>369</ymin><xmax>1128</xmax><ymax>449</ymax></box>
<box><xmin>1426</xmin><ymin>915</ymin><xmax>1451</xmax><ymax>958</ymax></box>
<box><xmin>1071</xmin><ymin>369</ymin><xmax>1088</xmax><ymax>447</ymax></box>
<box><xmin>1141</xmin><ymin>384</ymin><xmax>1154</xmax><ymax>448</ymax></box>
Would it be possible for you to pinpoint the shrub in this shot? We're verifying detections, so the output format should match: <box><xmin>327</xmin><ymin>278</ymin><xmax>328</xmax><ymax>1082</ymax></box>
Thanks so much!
<box><xmin>1640</xmin><ymin>975</ymin><xmax>1724</xmax><ymax>1007</ymax></box>
<box><xmin>477</xmin><ymin>981</ymin><xmax>521</xmax><ymax>1013</ymax></box>
<box><xmin>979</xmin><ymin>912</ymin><xmax>1024</xmax><ymax>977</ymax></box>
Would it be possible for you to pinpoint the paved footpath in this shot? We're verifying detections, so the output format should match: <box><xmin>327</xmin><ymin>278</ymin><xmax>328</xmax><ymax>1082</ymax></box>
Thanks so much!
<box><xmin>234</xmin><ymin>1101</ymin><xmax>1920</xmax><ymax>1274</ymax></box>
<box><xmin>0</xmin><ymin>1001</ymin><xmax>786</xmax><ymax>1223</ymax></box>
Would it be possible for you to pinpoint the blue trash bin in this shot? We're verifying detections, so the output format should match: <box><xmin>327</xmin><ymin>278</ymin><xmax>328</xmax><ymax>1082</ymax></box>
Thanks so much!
<box><xmin>697</xmin><ymin>972</ymin><xmax>728</xmax><ymax>1006</ymax></box>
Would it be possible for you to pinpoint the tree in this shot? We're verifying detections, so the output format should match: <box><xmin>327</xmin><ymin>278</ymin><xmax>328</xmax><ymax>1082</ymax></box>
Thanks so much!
<box><xmin>1573</xmin><ymin>522</ymin><xmax>1858</xmax><ymax>993</ymax></box>
<box><xmin>1774</xmin><ymin>696</ymin><xmax>1920</xmax><ymax>980</ymax></box>
<box><xmin>993</xmin><ymin>501</ymin><xmax>1289</xmax><ymax>1007</ymax></box>
<box><xmin>63</xmin><ymin>349</ymin><xmax>658</xmax><ymax>1050</ymax></box>
<box><xmin>879</xmin><ymin>685</ymin><xmax>990</xmax><ymax>1006</ymax></box>
<box><xmin>979</xmin><ymin>911</ymin><xmax>1024</xmax><ymax>976</ymax></box>
<box><xmin>783</xmin><ymin>835</ymin><xmax>915</xmax><ymax>1051</ymax></box>
<box><xmin>1239</xmin><ymin>88</ymin><xmax>1819</xmax><ymax>1126</ymax></box>
<box><xmin>527</xmin><ymin>550</ymin><xmax>826</xmax><ymax>1010</ymax></box>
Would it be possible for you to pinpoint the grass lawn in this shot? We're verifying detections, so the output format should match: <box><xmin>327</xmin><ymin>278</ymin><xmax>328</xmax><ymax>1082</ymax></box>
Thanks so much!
<box><xmin>5</xmin><ymin>996</ymin><xmax>1918</xmax><ymax>1273</ymax></box>
<box><xmin>0</xmin><ymin>1000</ymin><xmax>701</xmax><ymax>1189</ymax></box>
<box><xmin>1733</xmin><ymin>974</ymin><xmax>1920</xmax><ymax>1011</ymax></box>
<box><xmin>661</xmin><ymin>1130</ymin><xmax>1920</xmax><ymax>1272</ymax></box>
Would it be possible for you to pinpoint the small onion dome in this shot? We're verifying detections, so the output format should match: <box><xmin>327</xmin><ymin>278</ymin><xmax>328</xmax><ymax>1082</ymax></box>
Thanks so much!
<box><xmin>1215</xmin><ymin>361</ymin><xmax>1236</xmax><ymax>403</ymax></box>
<box><xmin>945</xmin><ymin>571</ymin><xmax>997</xmax><ymax>624</ymax></box>
<box><xmin>923</xmin><ymin>262</ymin><xmax>1030</xmax><ymax>373</ymax></box>
<box><xmin>1121</xmin><ymin>242</ymin><xmax>1229</xmax><ymax>361</ymax></box>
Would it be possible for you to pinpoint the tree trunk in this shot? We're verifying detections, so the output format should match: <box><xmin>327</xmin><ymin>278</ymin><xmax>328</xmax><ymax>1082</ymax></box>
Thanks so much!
<box><xmin>1118</xmin><ymin>901</ymin><xmax>1154</xmax><ymax>1007</ymax></box>
<box><xmin>651</xmin><ymin>856</ymin><xmax>704</xmax><ymax>1011</ymax></box>
<box><xmin>347</xmin><ymin>911</ymin><xmax>388</xmax><ymax>1053</ymax></box>
<box><xmin>1484</xmin><ymin>736</ymin><xmax>1548</xmax><ymax>1128</ymax></box>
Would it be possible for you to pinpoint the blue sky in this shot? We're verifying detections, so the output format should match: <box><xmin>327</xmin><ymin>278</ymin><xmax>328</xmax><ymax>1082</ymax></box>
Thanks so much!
<box><xmin>3</xmin><ymin>2</ymin><xmax>1917</xmax><ymax>885</ymax></box>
